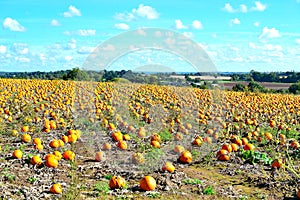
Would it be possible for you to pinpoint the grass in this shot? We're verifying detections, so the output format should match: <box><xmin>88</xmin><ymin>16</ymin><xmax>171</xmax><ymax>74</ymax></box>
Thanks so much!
<box><xmin>157</xmin><ymin>129</ymin><xmax>173</xmax><ymax>142</ymax></box>
<box><xmin>1</xmin><ymin>167</ymin><xmax>16</xmax><ymax>182</ymax></box>
<box><xmin>94</xmin><ymin>181</ymin><xmax>110</xmax><ymax>196</ymax></box>
<box><xmin>183</xmin><ymin>178</ymin><xmax>202</xmax><ymax>185</ymax></box>
<box><xmin>203</xmin><ymin>185</ymin><xmax>215</xmax><ymax>195</ymax></box>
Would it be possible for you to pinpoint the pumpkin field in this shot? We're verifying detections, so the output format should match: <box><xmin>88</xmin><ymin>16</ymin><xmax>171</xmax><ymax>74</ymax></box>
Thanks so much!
<box><xmin>0</xmin><ymin>78</ymin><xmax>300</xmax><ymax>199</ymax></box>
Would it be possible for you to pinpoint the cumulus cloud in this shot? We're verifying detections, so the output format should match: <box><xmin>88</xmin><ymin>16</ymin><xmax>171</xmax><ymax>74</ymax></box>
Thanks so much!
<box><xmin>50</xmin><ymin>19</ymin><xmax>60</xmax><ymax>26</ymax></box>
<box><xmin>222</xmin><ymin>2</ymin><xmax>266</xmax><ymax>13</ymax></box>
<box><xmin>115</xmin><ymin>4</ymin><xmax>159</xmax><ymax>21</ymax></box>
<box><xmin>240</xmin><ymin>4</ymin><xmax>248</xmax><ymax>13</ymax></box>
<box><xmin>251</xmin><ymin>1</ymin><xmax>267</xmax><ymax>11</ymax></box>
<box><xmin>254</xmin><ymin>22</ymin><xmax>260</xmax><ymax>27</ymax></box>
<box><xmin>64</xmin><ymin>56</ymin><xmax>73</xmax><ymax>61</ymax></box>
<box><xmin>10</xmin><ymin>43</ymin><xmax>29</xmax><ymax>55</ymax></box>
<box><xmin>15</xmin><ymin>57</ymin><xmax>30</xmax><ymax>63</ymax></box>
<box><xmin>64</xmin><ymin>29</ymin><xmax>96</xmax><ymax>36</ymax></box>
<box><xmin>0</xmin><ymin>45</ymin><xmax>7</xmax><ymax>54</ymax></box>
<box><xmin>183</xmin><ymin>32</ymin><xmax>193</xmax><ymax>38</ymax></box>
<box><xmin>191</xmin><ymin>20</ymin><xmax>203</xmax><ymax>30</ymax></box>
<box><xmin>223</xmin><ymin>3</ymin><xmax>235</xmax><ymax>13</ymax></box>
<box><xmin>175</xmin><ymin>20</ymin><xmax>187</xmax><ymax>29</ymax></box>
<box><xmin>63</xmin><ymin>5</ymin><xmax>81</xmax><ymax>17</ymax></box>
<box><xmin>77</xmin><ymin>46</ymin><xmax>95</xmax><ymax>54</ymax></box>
<box><xmin>296</xmin><ymin>39</ymin><xmax>300</xmax><ymax>44</ymax></box>
<box><xmin>248</xmin><ymin>42</ymin><xmax>283</xmax><ymax>51</ymax></box>
<box><xmin>114</xmin><ymin>23</ymin><xmax>130</xmax><ymax>30</ymax></box>
<box><xmin>133</xmin><ymin>4</ymin><xmax>159</xmax><ymax>19</ymax></box>
<box><xmin>230</xmin><ymin>18</ymin><xmax>241</xmax><ymax>26</ymax></box>
<box><xmin>2</xmin><ymin>17</ymin><xmax>26</xmax><ymax>32</ymax></box>
<box><xmin>259</xmin><ymin>27</ymin><xmax>281</xmax><ymax>40</ymax></box>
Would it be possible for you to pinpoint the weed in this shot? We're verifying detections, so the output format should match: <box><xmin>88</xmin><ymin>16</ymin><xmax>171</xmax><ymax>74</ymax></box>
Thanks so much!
<box><xmin>94</xmin><ymin>181</ymin><xmax>110</xmax><ymax>195</ymax></box>
<box><xmin>28</xmin><ymin>177</ymin><xmax>38</xmax><ymax>184</ymax></box>
<box><xmin>183</xmin><ymin>178</ymin><xmax>202</xmax><ymax>185</ymax></box>
<box><xmin>203</xmin><ymin>185</ymin><xmax>215</xmax><ymax>195</ymax></box>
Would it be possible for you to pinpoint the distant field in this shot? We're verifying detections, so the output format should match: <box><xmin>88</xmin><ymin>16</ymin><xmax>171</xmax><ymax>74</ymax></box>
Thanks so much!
<box><xmin>222</xmin><ymin>81</ymin><xmax>292</xmax><ymax>90</ymax></box>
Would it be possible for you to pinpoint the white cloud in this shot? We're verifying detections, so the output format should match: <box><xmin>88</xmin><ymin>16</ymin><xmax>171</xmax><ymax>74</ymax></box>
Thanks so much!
<box><xmin>230</xmin><ymin>18</ymin><xmax>240</xmax><ymax>26</ymax></box>
<box><xmin>223</xmin><ymin>3</ymin><xmax>235</xmax><ymax>13</ymax></box>
<box><xmin>183</xmin><ymin>32</ymin><xmax>193</xmax><ymax>38</ymax></box>
<box><xmin>64</xmin><ymin>29</ymin><xmax>96</xmax><ymax>36</ymax></box>
<box><xmin>115</xmin><ymin>23</ymin><xmax>130</xmax><ymax>30</ymax></box>
<box><xmin>240</xmin><ymin>4</ymin><xmax>248</xmax><ymax>13</ymax></box>
<box><xmin>296</xmin><ymin>39</ymin><xmax>300</xmax><ymax>44</ymax></box>
<box><xmin>77</xmin><ymin>46</ymin><xmax>95</xmax><ymax>54</ymax></box>
<box><xmin>254</xmin><ymin>22</ymin><xmax>260</xmax><ymax>27</ymax></box>
<box><xmin>222</xmin><ymin>2</ymin><xmax>266</xmax><ymax>13</ymax></box>
<box><xmin>63</xmin><ymin>5</ymin><xmax>81</xmax><ymax>17</ymax></box>
<box><xmin>0</xmin><ymin>45</ymin><xmax>7</xmax><ymax>54</ymax></box>
<box><xmin>259</xmin><ymin>27</ymin><xmax>281</xmax><ymax>40</ymax></box>
<box><xmin>50</xmin><ymin>19</ymin><xmax>60</xmax><ymax>26</ymax></box>
<box><xmin>115</xmin><ymin>4</ymin><xmax>159</xmax><ymax>21</ymax></box>
<box><xmin>114</xmin><ymin>12</ymin><xmax>135</xmax><ymax>21</ymax></box>
<box><xmin>20</xmin><ymin>48</ymin><xmax>29</xmax><ymax>54</ymax></box>
<box><xmin>15</xmin><ymin>57</ymin><xmax>30</xmax><ymax>63</ymax></box>
<box><xmin>249</xmin><ymin>42</ymin><xmax>256</xmax><ymax>49</ymax></box>
<box><xmin>192</xmin><ymin>20</ymin><xmax>203</xmax><ymax>30</ymax></box>
<box><xmin>248</xmin><ymin>42</ymin><xmax>283</xmax><ymax>51</ymax></box>
<box><xmin>251</xmin><ymin>1</ymin><xmax>266</xmax><ymax>11</ymax></box>
<box><xmin>132</xmin><ymin>4</ymin><xmax>159</xmax><ymax>19</ymax></box>
<box><xmin>2</xmin><ymin>17</ymin><xmax>25</xmax><ymax>32</ymax></box>
<box><xmin>64</xmin><ymin>56</ymin><xmax>73</xmax><ymax>61</ymax></box>
<box><xmin>78</xmin><ymin>29</ymin><xmax>96</xmax><ymax>36</ymax></box>
<box><xmin>175</xmin><ymin>20</ymin><xmax>187</xmax><ymax>29</ymax></box>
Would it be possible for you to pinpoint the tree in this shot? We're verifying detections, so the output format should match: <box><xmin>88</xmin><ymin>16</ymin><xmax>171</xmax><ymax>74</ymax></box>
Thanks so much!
<box><xmin>248</xmin><ymin>81</ymin><xmax>264</xmax><ymax>92</ymax></box>
<box><xmin>288</xmin><ymin>82</ymin><xmax>300</xmax><ymax>94</ymax></box>
<box><xmin>232</xmin><ymin>83</ymin><xmax>246</xmax><ymax>92</ymax></box>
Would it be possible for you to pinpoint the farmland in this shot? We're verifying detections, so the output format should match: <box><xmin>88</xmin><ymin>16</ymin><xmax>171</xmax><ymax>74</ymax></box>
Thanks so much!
<box><xmin>0</xmin><ymin>78</ymin><xmax>300</xmax><ymax>199</ymax></box>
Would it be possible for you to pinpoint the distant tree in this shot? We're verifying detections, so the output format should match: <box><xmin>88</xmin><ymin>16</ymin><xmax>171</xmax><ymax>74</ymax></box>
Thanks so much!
<box><xmin>248</xmin><ymin>81</ymin><xmax>264</xmax><ymax>92</ymax></box>
<box><xmin>232</xmin><ymin>83</ymin><xmax>246</xmax><ymax>92</ymax></box>
<box><xmin>288</xmin><ymin>82</ymin><xmax>300</xmax><ymax>94</ymax></box>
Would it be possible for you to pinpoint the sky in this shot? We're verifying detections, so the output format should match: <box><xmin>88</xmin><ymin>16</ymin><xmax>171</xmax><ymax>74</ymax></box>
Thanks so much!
<box><xmin>0</xmin><ymin>0</ymin><xmax>300</xmax><ymax>72</ymax></box>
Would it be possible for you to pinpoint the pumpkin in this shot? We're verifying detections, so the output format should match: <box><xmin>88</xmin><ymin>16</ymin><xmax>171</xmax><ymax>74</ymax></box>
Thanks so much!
<box><xmin>63</xmin><ymin>150</ymin><xmax>75</xmax><ymax>160</ymax></box>
<box><xmin>150</xmin><ymin>140</ymin><xmax>160</xmax><ymax>148</ymax></box>
<box><xmin>50</xmin><ymin>183</ymin><xmax>63</xmax><ymax>194</ymax></box>
<box><xmin>117</xmin><ymin>141</ymin><xmax>128</xmax><ymax>150</ymax></box>
<box><xmin>102</xmin><ymin>142</ymin><xmax>112</xmax><ymax>150</ymax></box>
<box><xmin>49</xmin><ymin>140</ymin><xmax>60</xmax><ymax>148</ymax></box>
<box><xmin>95</xmin><ymin>151</ymin><xmax>106</xmax><ymax>162</ymax></box>
<box><xmin>179</xmin><ymin>150</ymin><xmax>192</xmax><ymax>164</ymax></box>
<box><xmin>31</xmin><ymin>155</ymin><xmax>42</xmax><ymax>165</ymax></box>
<box><xmin>162</xmin><ymin>162</ymin><xmax>175</xmax><ymax>173</ymax></box>
<box><xmin>132</xmin><ymin>152</ymin><xmax>145</xmax><ymax>164</ymax></box>
<box><xmin>12</xmin><ymin>149</ymin><xmax>23</xmax><ymax>159</ymax></box>
<box><xmin>109</xmin><ymin>176</ymin><xmax>126</xmax><ymax>189</ymax></box>
<box><xmin>22</xmin><ymin>134</ymin><xmax>31</xmax><ymax>143</ymax></box>
<box><xmin>140</xmin><ymin>176</ymin><xmax>156</xmax><ymax>191</ymax></box>
<box><xmin>45</xmin><ymin>156</ymin><xmax>59</xmax><ymax>168</ymax></box>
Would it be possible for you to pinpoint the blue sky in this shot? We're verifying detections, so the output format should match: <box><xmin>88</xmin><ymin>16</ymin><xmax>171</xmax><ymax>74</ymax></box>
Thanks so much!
<box><xmin>0</xmin><ymin>0</ymin><xmax>300</xmax><ymax>72</ymax></box>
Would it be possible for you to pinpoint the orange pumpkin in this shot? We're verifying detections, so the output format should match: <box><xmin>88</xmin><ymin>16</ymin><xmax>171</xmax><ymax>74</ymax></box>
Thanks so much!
<box><xmin>45</xmin><ymin>156</ymin><xmax>59</xmax><ymax>168</ymax></box>
<box><xmin>132</xmin><ymin>152</ymin><xmax>145</xmax><ymax>164</ymax></box>
<box><xmin>162</xmin><ymin>162</ymin><xmax>175</xmax><ymax>173</ymax></box>
<box><xmin>179</xmin><ymin>150</ymin><xmax>192</xmax><ymax>164</ymax></box>
<box><xmin>12</xmin><ymin>149</ymin><xmax>23</xmax><ymax>159</ymax></box>
<box><xmin>50</xmin><ymin>183</ymin><xmax>63</xmax><ymax>194</ymax></box>
<box><xmin>22</xmin><ymin>134</ymin><xmax>31</xmax><ymax>143</ymax></box>
<box><xmin>140</xmin><ymin>176</ymin><xmax>156</xmax><ymax>191</ymax></box>
<box><xmin>102</xmin><ymin>142</ymin><xmax>112</xmax><ymax>150</ymax></box>
<box><xmin>31</xmin><ymin>155</ymin><xmax>42</xmax><ymax>165</ymax></box>
<box><xmin>63</xmin><ymin>150</ymin><xmax>75</xmax><ymax>160</ymax></box>
<box><xmin>109</xmin><ymin>176</ymin><xmax>126</xmax><ymax>189</ymax></box>
<box><xmin>95</xmin><ymin>151</ymin><xmax>106</xmax><ymax>162</ymax></box>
